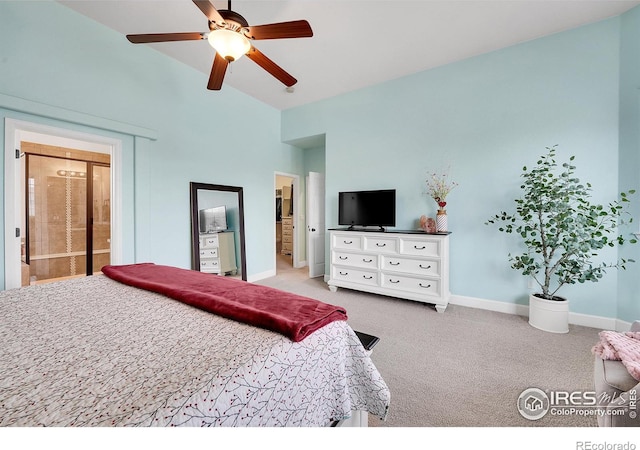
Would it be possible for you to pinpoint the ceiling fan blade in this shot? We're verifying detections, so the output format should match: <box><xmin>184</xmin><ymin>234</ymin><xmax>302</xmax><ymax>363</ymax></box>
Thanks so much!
<box><xmin>246</xmin><ymin>47</ymin><xmax>297</xmax><ymax>87</ymax></box>
<box><xmin>192</xmin><ymin>0</ymin><xmax>225</xmax><ymax>24</ymax></box>
<box><xmin>127</xmin><ymin>32</ymin><xmax>205</xmax><ymax>44</ymax></box>
<box><xmin>207</xmin><ymin>52</ymin><xmax>229</xmax><ymax>90</ymax></box>
<box><xmin>244</xmin><ymin>20</ymin><xmax>313</xmax><ymax>40</ymax></box>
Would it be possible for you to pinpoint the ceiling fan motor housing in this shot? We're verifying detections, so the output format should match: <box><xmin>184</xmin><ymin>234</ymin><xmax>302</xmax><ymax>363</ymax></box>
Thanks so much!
<box><xmin>210</xmin><ymin>9</ymin><xmax>250</xmax><ymax>34</ymax></box>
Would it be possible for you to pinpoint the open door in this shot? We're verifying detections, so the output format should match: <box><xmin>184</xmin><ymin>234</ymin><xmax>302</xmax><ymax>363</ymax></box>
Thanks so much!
<box><xmin>306</xmin><ymin>171</ymin><xmax>325</xmax><ymax>278</ymax></box>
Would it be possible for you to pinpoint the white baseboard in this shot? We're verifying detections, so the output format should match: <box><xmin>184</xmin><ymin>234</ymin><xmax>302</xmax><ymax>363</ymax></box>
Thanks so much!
<box><xmin>247</xmin><ymin>269</ymin><xmax>276</xmax><ymax>283</ymax></box>
<box><xmin>449</xmin><ymin>294</ymin><xmax>529</xmax><ymax>317</ymax></box>
<box><xmin>280</xmin><ymin>276</ymin><xmax>634</xmax><ymax>332</ymax></box>
<box><xmin>449</xmin><ymin>294</ymin><xmax>629</xmax><ymax>331</ymax></box>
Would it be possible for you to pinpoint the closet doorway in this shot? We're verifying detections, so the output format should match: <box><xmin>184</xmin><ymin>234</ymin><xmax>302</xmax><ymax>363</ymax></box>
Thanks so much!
<box><xmin>275</xmin><ymin>173</ymin><xmax>299</xmax><ymax>273</ymax></box>
<box><xmin>22</xmin><ymin>143</ymin><xmax>111</xmax><ymax>285</ymax></box>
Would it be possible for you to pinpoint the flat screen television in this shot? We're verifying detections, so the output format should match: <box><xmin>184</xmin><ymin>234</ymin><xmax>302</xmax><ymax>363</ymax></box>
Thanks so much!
<box><xmin>338</xmin><ymin>189</ymin><xmax>396</xmax><ymax>230</ymax></box>
<box><xmin>199</xmin><ymin>206</ymin><xmax>228</xmax><ymax>233</ymax></box>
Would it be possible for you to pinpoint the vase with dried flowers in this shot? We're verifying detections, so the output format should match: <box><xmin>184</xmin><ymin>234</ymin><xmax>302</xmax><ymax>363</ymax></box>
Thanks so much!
<box><xmin>426</xmin><ymin>170</ymin><xmax>458</xmax><ymax>232</ymax></box>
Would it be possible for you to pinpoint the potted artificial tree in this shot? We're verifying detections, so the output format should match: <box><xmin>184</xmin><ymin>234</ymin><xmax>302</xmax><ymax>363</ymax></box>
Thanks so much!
<box><xmin>487</xmin><ymin>146</ymin><xmax>636</xmax><ymax>333</ymax></box>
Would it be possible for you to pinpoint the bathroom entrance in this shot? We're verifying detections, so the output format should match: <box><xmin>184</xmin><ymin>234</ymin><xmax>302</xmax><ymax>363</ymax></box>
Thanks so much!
<box><xmin>22</xmin><ymin>142</ymin><xmax>111</xmax><ymax>284</ymax></box>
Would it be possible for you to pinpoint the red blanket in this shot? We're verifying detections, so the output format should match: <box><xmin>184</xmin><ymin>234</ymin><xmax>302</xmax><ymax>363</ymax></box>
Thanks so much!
<box><xmin>101</xmin><ymin>263</ymin><xmax>347</xmax><ymax>342</ymax></box>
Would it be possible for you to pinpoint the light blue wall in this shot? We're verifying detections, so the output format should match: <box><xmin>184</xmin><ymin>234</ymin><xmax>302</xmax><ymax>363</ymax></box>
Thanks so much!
<box><xmin>2</xmin><ymin>1</ymin><xmax>638</xmax><ymax>321</ymax></box>
<box><xmin>618</xmin><ymin>6</ymin><xmax>640</xmax><ymax>322</ymax></box>
<box><xmin>283</xmin><ymin>16</ymin><xmax>630</xmax><ymax>319</ymax></box>
<box><xmin>0</xmin><ymin>1</ymin><xmax>304</xmax><ymax>283</ymax></box>
<box><xmin>304</xmin><ymin>146</ymin><xmax>326</xmax><ymax>175</ymax></box>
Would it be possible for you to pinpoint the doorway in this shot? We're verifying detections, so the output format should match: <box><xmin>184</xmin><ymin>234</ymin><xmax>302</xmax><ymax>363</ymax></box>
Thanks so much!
<box><xmin>22</xmin><ymin>143</ymin><xmax>111</xmax><ymax>284</ymax></box>
<box><xmin>4</xmin><ymin>118</ymin><xmax>122</xmax><ymax>290</ymax></box>
<box><xmin>275</xmin><ymin>174</ymin><xmax>295</xmax><ymax>272</ymax></box>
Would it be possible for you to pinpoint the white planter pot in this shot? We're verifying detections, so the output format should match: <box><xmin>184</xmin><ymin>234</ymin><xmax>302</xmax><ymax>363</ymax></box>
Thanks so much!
<box><xmin>528</xmin><ymin>293</ymin><xmax>569</xmax><ymax>333</ymax></box>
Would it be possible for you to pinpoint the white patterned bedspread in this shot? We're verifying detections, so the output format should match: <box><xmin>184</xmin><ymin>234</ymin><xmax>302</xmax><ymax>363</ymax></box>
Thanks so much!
<box><xmin>0</xmin><ymin>275</ymin><xmax>389</xmax><ymax>426</ymax></box>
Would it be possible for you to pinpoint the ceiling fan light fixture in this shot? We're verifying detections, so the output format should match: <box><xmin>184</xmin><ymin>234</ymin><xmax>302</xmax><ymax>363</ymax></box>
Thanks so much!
<box><xmin>208</xmin><ymin>29</ymin><xmax>250</xmax><ymax>62</ymax></box>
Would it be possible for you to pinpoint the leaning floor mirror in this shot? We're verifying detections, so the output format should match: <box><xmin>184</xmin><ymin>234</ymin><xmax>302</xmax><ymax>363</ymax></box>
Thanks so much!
<box><xmin>190</xmin><ymin>182</ymin><xmax>247</xmax><ymax>281</ymax></box>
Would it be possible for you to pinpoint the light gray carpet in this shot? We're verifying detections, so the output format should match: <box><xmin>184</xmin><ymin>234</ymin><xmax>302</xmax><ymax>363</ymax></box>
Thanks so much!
<box><xmin>259</xmin><ymin>258</ymin><xmax>601</xmax><ymax>427</ymax></box>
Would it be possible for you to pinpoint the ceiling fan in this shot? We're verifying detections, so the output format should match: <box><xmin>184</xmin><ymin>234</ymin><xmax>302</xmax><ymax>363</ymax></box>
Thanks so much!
<box><xmin>126</xmin><ymin>0</ymin><xmax>313</xmax><ymax>90</ymax></box>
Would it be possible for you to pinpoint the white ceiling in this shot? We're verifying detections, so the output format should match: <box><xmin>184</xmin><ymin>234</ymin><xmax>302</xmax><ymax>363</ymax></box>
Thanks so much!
<box><xmin>59</xmin><ymin>0</ymin><xmax>640</xmax><ymax>110</ymax></box>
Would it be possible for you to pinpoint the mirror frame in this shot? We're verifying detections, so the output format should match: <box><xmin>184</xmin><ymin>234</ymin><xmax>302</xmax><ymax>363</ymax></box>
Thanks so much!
<box><xmin>190</xmin><ymin>182</ymin><xmax>247</xmax><ymax>281</ymax></box>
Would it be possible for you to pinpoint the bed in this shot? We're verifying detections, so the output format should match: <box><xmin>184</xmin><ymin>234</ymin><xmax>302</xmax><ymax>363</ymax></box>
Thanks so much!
<box><xmin>0</xmin><ymin>264</ymin><xmax>390</xmax><ymax>427</ymax></box>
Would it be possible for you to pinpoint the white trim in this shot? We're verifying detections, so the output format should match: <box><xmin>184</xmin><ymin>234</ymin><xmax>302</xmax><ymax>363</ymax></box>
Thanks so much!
<box><xmin>4</xmin><ymin>118</ymin><xmax>123</xmax><ymax>289</ymax></box>
<box><xmin>0</xmin><ymin>92</ymin><xmax>157</xmax><ymax>140</ymax></box>
<box><xmin>615</xmin><ymin>319</ymin><xmax>635</xmax><ymax>332</ymax></box>
<box><xmin>449</xmin><ymin>294</ymin><xmax>626</xmax><ymax>331</ymax></box>
<box><xmin>4</xmin><ymin>119</ymin><xmax>22</xmax><ymax>289</ymax></box>
<box><xmin>274</xmin><ymin>172</ymin><xmax>302</xmax><ymax>270</ymax></box>
<box><xmin>247</xmin><ymin>269</ymin><xmax>276</xmax><ymax>283</ymax></box>
<box><xmin>449</xmin><ymin>294</ymin><xmax>529</xmax><ymax>317</ymax></box>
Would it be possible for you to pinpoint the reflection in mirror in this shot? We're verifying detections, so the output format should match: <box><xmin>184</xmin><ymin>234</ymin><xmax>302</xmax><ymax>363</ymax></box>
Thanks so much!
<box><xmin>190</xmin><ymin>182</ymin><xmax>247</xmax><ymax>281</ymax></box>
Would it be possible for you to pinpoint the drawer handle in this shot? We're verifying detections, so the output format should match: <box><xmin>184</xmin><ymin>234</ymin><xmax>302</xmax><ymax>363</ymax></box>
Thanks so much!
<box><xmin>389</xmin><ymin>261</ymin><xmax>400</xmax><ymax>266</ymax></box>
<box><xmin>363</xmin><ymin>258</ymin><xmax>373</xmax><ymax>263</ymax></box>
<box><xmin>343</xmin><ymin>240</ymin><xmax>353</xmax><ymax>245</ymax></box>
<box><xmin>339</xmin><ymin>271</ymin><xmax>349</xmax><ymax>276</ymax></box>
<box><xmin>339</xmin><ymin>256</ymin><xmax>348</xmax><ymax>260</ymax></box>
<box><xmin>376</xmin><ymin>243</ymin><xmax>386</xmax><ymax>247</ymax></box>
<box><xmin>363</xmin><ymin>275</ymin><xmax>373</xmax><ymax>280</ymax></box>
<box><xmin>389</xmin><ymin>279</ymin><xmax>400</xmax><ymax>284</ymax></box>
<box><xmin>419</xmin><ymin>283</ymin><xmax>432</xmax><ymax>289</ymax></box>
<box><xmin>419</xmin><ymin>264</ymin><xmax>432</xmax><ymax>270</ymax></box>
<box><xmin>414</xmin><ymin>245</ymin><xmax>426</xmax><ymax>250</ymax></box>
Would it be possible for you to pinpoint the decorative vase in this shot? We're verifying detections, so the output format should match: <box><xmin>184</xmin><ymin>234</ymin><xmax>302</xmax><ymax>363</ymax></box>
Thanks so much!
<box><xmin>528</xmin><ymin>293</ymin><xmax>569</xmax><ymax>333</ymax></box>
<box><xmin>436</xmin><ymin>209</ymin><xmax>447</xmax><ymax>232</ymax></box>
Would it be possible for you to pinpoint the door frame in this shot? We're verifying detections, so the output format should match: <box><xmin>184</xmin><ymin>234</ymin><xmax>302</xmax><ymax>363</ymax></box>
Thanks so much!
<box><xmin>4</xmin><ymin>118</ymin><xmax>122</xmax><ymax>289</ymax></box>
<box><xmin>306</xmin><ymin>171</ymin><xmax>325</xmax><ymax>278</ymax></box>
<box><xmin>274</xmin><ymin>171</ymin><xmax>301</xmax><ymax>270</ymax></box>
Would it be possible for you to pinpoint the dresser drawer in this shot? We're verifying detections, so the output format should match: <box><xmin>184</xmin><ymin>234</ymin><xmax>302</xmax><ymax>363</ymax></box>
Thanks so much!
<box><xmin>381</xmin><ymin>273</ymin><xmax>441</xmax><ymax>296</ymax></box>
<box><xmin>201</xmin><ymin>235</ymin><xmax>220</xmax><ymax>248</ymax></box>
<box><xmin>331</xmin><ymin>266</ymin><xmax>378</xmax><ymax>287</ymax></box>
<box><xmin>382</xmin><ymin>256</ymin><xmax>440</xmax><ymax>277</ymax></box>
<box><xmin>200</xmin><ymin>248</ymin><xmax>219</xmax><ymax>258</ymax></box>
<box><xmin>200</xmin><ymin>259</ymin><xmax>220</xmax><ymax>272</ymax></box>
<box><xmin>332</xmin><ymin>251</ymin><xmax>378</xmax><ymax>270</ymax></box>
<box><xmin>399</xmin><ymin>237</ymin><xmax>440</xmax><ymax>257</ymax></box>
<box><xmin>364</xmin><ymin>237</ymin><xmax>397</xmax><ymax>254</ymax></box>
<box><xmin>332</xmin><ymin>234</ymin><xmax>362</xmax><ymax>250</ymax></box>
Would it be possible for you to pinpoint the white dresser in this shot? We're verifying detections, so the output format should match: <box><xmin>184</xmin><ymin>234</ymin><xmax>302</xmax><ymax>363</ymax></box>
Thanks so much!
<box><xmin>199</xmin><ymin>231</ymin><xmax>237</xmax><ymax>275</ymax></box>
<box><xmin>281</xmin><ymin>216</ymin><xmax>293</xmax><ymax>255</ymax></box>
<box><xmin>327</xmin><ymin>229</ymin><xmax>450</xmax><ymax>312</ymax></box>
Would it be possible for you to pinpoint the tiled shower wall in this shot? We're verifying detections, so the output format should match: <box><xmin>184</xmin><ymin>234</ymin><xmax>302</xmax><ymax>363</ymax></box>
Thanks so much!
<box><xmin>22</xmin><ymin>142</ymin><xmax>110</xmax><ymax>283</ymax></box>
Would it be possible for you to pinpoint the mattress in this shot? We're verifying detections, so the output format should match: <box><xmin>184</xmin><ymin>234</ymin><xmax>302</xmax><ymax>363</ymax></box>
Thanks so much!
<box><xmin>0</xmin><ymin>275</ymin><xmax>389</xmax><ymax>426</ymax></box>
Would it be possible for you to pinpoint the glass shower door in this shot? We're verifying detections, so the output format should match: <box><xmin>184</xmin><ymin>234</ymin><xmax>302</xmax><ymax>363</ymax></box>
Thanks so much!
<box><xmin>27</xmin><ymin>155</ymin><xmax>88</xmax><ymax>283</ymax></box>
<box><xmin>26</xmin><ymin>154</ymin><xmax>111</xmax><ymax>283</ymax></box>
